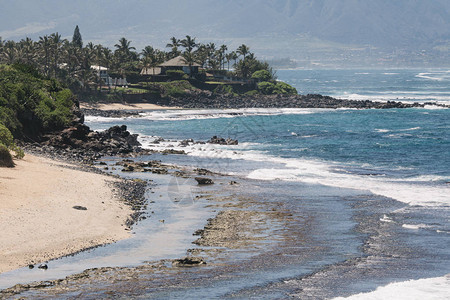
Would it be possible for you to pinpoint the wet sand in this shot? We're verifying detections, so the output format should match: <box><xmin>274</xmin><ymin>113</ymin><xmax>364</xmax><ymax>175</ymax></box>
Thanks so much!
<box><xmin>0</xmin><ymin>154</ymin><xmax>132</xmax><ymax>273</ymax></box>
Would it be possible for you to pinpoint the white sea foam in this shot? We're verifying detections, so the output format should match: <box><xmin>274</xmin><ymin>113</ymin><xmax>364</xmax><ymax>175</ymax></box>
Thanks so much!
<box><xmin>139</xmin><ymin>136</ymin><xmax>450</xmax><ymax>207</ymax></box>
<box><xmin>402</xmin><ymin>224</ymin><xmax>433</xmax><ymax>230</ymax></box>
<box><xmin>137</xmin><ymin>108</ymin><xmax>324</xmax><ymax>121</ymax></box>
<box><xmin>380</xmin><ymin>215</ymin><xmax>394</xmax><ymax>223</ymax></box>
<box><xmin>416</xmin><ymin>71</ymin><xmax>450</xmax><ymax>81</ymax></box>
<box><xmin>336</xmin><ymin>92</ymin><xmax>450</xmax><ymax>105</ymax></box>
<box><xmin>333</xmin><ymin>275</ymin><xmax>450</xmax><ymax>300</ymax></box>
<box><xmin>423</xmin><ymin>105</ymin><xmax>447</xmax><ymax>110</ymax></box>
<box><xmin>400</xmin><ymin>126</ymin><xmax>421</xmax><ymax>131</ymax></box>
<box><xmin>247</xmin><ymin>163</ymin><xmax>450</xmax><ymax>207</ymax></box>
<box><xmin>84</xmin><ymin>115</ymin><xmax>130</xmax><ymax>123</ymax></box>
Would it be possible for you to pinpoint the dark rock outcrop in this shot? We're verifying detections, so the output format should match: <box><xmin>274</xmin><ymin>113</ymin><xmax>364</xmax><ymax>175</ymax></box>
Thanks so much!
<box><xmin>208</xmin><ymin>136</ymin><xmax>238</xmax><ymax>145</ymax></box>
<box><xmin>81</xmin><ymin>108</ymin><xmax>141</xmax><ymax>118</ymax></box>
<box><xmin>156</xmin><ymin>91</ymin><xmax>448</xmax><ymax>110</ymax></box>
<box><xmin>43</xmin><ymin>124</ymin><xmax>141</xmax><ymax>159</ymax></box>
<box><xmin>195</xmin><ymin>177</ymin><xmax>214</xmax><ymax>185</ymax></box>
<box><xmin>172</xmin><ymin>257</ymin><xmax>206</xmax><ymax>267</ymax></box>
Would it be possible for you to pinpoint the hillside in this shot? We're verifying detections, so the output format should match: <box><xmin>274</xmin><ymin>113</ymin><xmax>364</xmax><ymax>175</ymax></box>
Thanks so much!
<box><xmin>0</xmin><ymin>64</ymin><xmax>80</xmax><ymax>140</ymax></box>
<box><xmin>1</xmin><ymin>0</ymin><xmax>449</xmax><ymax>67</ymax></box>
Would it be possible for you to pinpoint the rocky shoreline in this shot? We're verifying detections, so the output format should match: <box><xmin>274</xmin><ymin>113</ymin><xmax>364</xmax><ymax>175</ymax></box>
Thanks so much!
<box><xmin>79</xmin><ymin>93</ymin><xmax>449</xmax><ymax>120</ymax></box>
<box><xmin>159</xmin><ymin>91</ymin><xmax>448</xmax><ymax>109</ymax></box>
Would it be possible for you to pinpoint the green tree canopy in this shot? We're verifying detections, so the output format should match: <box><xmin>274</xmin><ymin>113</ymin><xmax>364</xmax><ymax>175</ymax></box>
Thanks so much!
<box><xmin>251</xmin><ymin>70</ymin><xmax>273</xmax><ymax>81</ymax></box>
<box><xmin>72</xmin><ymin>25</ymin><xmax>83</xmax><ymax>48</ymax></box>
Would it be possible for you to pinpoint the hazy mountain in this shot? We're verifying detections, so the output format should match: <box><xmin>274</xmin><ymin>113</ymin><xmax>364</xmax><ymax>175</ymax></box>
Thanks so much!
<box><xmin>1</xmin><ymin>0</ymin><xmax>449</xmax><ymax>67</ymax></box>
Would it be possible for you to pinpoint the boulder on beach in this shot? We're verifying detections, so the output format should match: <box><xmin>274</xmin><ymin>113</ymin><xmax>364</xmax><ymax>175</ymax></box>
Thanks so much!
<box><xmin>172</xmin><ymin>256</ymin><xmax>206</xmax><ymax>267</ymax></box>
<box><xmin>195</xmin><ymin>177</ymin><xmax>214</xmax><ymax>185</ymax></box>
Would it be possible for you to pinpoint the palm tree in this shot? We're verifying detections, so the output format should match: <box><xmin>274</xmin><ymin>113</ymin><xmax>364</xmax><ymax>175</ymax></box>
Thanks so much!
<box><xmin>102</xmin><ymin>48</ymin><xmax>113</xmax><ymax>90</ymax></box>
<box><xmin>141</xmin><ymin>45</ymin><xmax>159</xmax><ymax>85</ymax></box>
<box><xmin>94</xmin><ymin>44</ymin><xmax>106</xmax><ymax>91</ymax></box>
<box><xmin>114</xmin><ymin>37</ymin><xmax>135</xmax><ymax>59</ymax></box>
<box><xmin>206</xmin><ymin>42</ymin><xmax>217</xmax><ymax>69</ymax></box>
<box><xmin>38</xmin><ymin>35</ymin><xmax>51</xmax><ymax>76</ymax></box>
<box><xmin>180</xmin><ymin>35</ymin><xmax>198</xmax><ymax>77</ymax></box>
<box><xmin>19</xmin><ymin>37</ymin><xmax>36</xmax><ymax>65</ymax></box>
<box><xmin>50</xmin><ymin>32</ymin><xmax>63</xmax><ymax>78</ymax></box>
<box><xmin>225</xmin><ymin>52</ymin><xmax>235</xmax><ymax>71</ymax></box>
<box><xmin>78</xmin><ymin>47</ymin><xmax>95</xmax><ymax>90</ymax></box>
<box><xmin>180</xmin><ymin>35</ymin><xmax>197</xmax><ymax>53</ymax></box>
<box><xmin>62</xmin><ymin>41</ymin><xmax>80</xmax><ymax>78</ymax></box>
<box><xmin>141</xmin><ymin>45</ymin><xmax>156</xmax><ymax>59</ymax></box>
<box><xmin>114</xmin><ymin>37</ymin><xmax>136</xmax><ymax>76</ymax></box>
<box><xmin>166</xmin><ymin>37</ymin><xmax>180</xmax><ymax>58</ymax></box>
<box><xmin>1</xmin><ymin>40</ymin><xmax>17</xmax><ymax>64</ymax></box>
<box><xmin>237</xmin><ymin>44</ymin><xmax>250</xmax><ymax>59</ymax></box>
<box><xmin>219</xmin><ymin>44</ymin><xmax>227</xmax><ymax>70</ymax></box>
<box><xmin>141</xmin><ymin>56</ymin><xmax>158</xmax><ymax>86</ymax></box>
<box><xmin>194</xmin><ymin>43</ymin><xmax>209</xmax><ymax>68</ymax></box>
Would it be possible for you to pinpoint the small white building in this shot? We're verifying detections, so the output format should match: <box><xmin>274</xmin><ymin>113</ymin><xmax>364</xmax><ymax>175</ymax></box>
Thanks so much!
<box><xmin>91</xmin><ymin>65</ymin><xmax>109</xmax><ymax>81</ymax></box>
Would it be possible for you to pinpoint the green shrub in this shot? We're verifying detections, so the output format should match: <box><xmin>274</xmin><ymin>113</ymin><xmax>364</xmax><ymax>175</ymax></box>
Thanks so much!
<box><xmin>166</xmin><ymin>70</ymin><xmax>189</xmax><ymax>80</ymax></box>
<box><xmin>213</xmin><ymin>85</ymin><xmax>234</xmax><ymax>95</ymax></box>
<box><xmin>0</xmin><ymin>64</ymin><xmax>76</xmax><ymax>138</ymax></box>
<box><xmin>257</xmin><ymin>81</ymin><xmax>297</xmax><ymax>95</ymax></box>
<box><xmin>34</xmin><ymin>89</ymin><xmax>72</xmax><ymax>131</ymax></box>
<box><xmin>251</xmin><ymin>70</ymin><xmax>272</xmax><ymax>81</ymax></box>
<box><xmin>159</xmin><ymin>80</ymin><xmax>194</xmax><ymax>98</ymax></box>
<box><xmin>274</xmin><ymin>81</ymin><xmax>297</xmax><ymax>95</ymax></box>
<box><xmin>0</xmin><ymin>144</ymin><xmax>14</xmax><ymax>168</ymax></box>
<box><xmin>0</xmin><ymin>124</ymin><xmax>25</xmax><ymax>159</ymax></box>
<box><xmin>245</xmin><ymin>89</ymin><xmax>260</xmax><ymax>96</ymax></box>
<box><xmin>0</xmin><ymin>123</ymin><xmax>14</xmax><ymax>147</ymax></box>
<box><xmin>257</xmin><ymin>81</ymin><xmax>277</xmax><ymax>95</ymax></box>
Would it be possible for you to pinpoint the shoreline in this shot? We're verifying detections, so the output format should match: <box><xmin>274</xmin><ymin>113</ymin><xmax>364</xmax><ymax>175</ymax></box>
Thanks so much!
<box><xmin>79</xmin><ymin>93</ymin><xmax>449</xmax><ymax>113</ymax></box>
<box><xmin>0</xmin><ymin>154</ymin><xmax>135</xmax><ymax>274</ymax></box>
<box><xmin>80</xmin><ymin>102</ymin><xmax>181</xmax><ymax>111</ymax></box>
<box><xmin>2</xmin><ymin>105</ymin><xmax>447</xmax><ymax>297</ymax></box>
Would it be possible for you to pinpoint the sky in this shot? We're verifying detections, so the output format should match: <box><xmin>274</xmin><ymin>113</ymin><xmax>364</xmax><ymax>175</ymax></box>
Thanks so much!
<box><xmin>1</xmin><ymin>0</ymin><xmax>449</xmax><ymax>68</ymax></box>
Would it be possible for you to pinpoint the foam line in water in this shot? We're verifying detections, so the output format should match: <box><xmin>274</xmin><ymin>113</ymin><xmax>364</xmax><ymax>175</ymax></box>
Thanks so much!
<box><xmin>137</xmin><ymin>108</ymin><xmax>329</xmax><ymax>121</ymax></box>
<box><xmin>336</xmin><ymin>92</ymin><xmax>450</xmax><ymax>104</ymax></box>
<box><xmin>139</xmin><ymin>136</ymin><xmax>450</xmax><ymax>207</ymax></box>
<box><xmin>84</xmin><ymin>115</ymin><xmax>131</xmax><ymax>122</ymax></box>
<box><xmin>333</xmin><ymin>275</ymin><xmax>450</xmax><ymax>300</ymax></box>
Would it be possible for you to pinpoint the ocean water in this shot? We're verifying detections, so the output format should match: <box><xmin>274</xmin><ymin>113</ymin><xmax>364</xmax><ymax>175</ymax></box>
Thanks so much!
<box><xmin>80</xmin><ymin>69</ymin><xmax>450</xmax><ymax>298</ymax></box>
<box><xmin>3</xmin><ymin>69</ymin><xmax>448</xmax><ymax>298</ymax></box>
<box><xmin>277</xmin><ymin>68</ymin><xmax>450</xmax><ymax>105</ymax></box>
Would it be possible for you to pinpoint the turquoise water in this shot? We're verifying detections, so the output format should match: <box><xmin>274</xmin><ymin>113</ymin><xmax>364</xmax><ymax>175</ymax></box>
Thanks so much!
<box><xmin>3</xmin><ymin>69</ymin><xmax>448</xmax><ymax>298</ymax></box>
<box><xmin>278</xmin><ymin>68</ymin><xmax>450</xmax><ymax>104</ymax></box>
<box><xmin>83</xmin><ymin>69</ymin><xmax>450</xmax><ymax>297</ymax></box>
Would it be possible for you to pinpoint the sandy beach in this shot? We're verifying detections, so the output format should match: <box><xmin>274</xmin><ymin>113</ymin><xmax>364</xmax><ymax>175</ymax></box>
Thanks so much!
<box><xmin>80</xmin><ymin>102</ymin><xmax>181</xmax><ymax>111</ymax></box>
<box><xmin>0</xmin><ymin>154</ymin><xmax>131</xmax><ymax>274</ymax></box>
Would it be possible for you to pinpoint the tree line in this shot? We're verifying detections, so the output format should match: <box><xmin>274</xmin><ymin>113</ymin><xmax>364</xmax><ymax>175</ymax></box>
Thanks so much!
<box><xmin>0</xmin><ymin>26</ymin><xmax>274</xmax><ymax>92</ymax></box>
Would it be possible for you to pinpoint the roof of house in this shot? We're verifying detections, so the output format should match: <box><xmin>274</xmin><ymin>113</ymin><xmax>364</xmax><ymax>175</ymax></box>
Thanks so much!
<box><xmin>91</xmin><ymin>65</ymin><xmax>108</xmax><ymax>71</ymax></box>
<box><xmin>140</xmin><ymin>67</ymin><xmax>162</xmax><ymax>75</ymax></box>
<box><xmin>159</xmin><ymin>55</ymin><xmax>201</xmax><ymax>67</ymax></box>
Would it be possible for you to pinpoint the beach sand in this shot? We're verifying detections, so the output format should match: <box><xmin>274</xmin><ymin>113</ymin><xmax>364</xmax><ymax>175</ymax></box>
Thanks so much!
<box><xmin>80</xmin><ymin>102</ymin><xmax>181</xmax><ymax>111</ymax></box>
<box><xmin>0</xmin><ymin>154</ymin><xmax>131</xmax><ymax>273</ymax></box>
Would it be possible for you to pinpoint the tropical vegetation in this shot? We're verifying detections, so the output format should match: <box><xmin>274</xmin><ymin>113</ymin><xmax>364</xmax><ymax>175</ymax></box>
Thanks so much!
<box><xmin>0</xmin><ymin>26</ymin><xmax>295</xmax><ymax>98</ymax></box>
<box><xmin>0</xmin><ymin>63</ymin><xmax>79</xmax><ymax>165</ymax></box>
